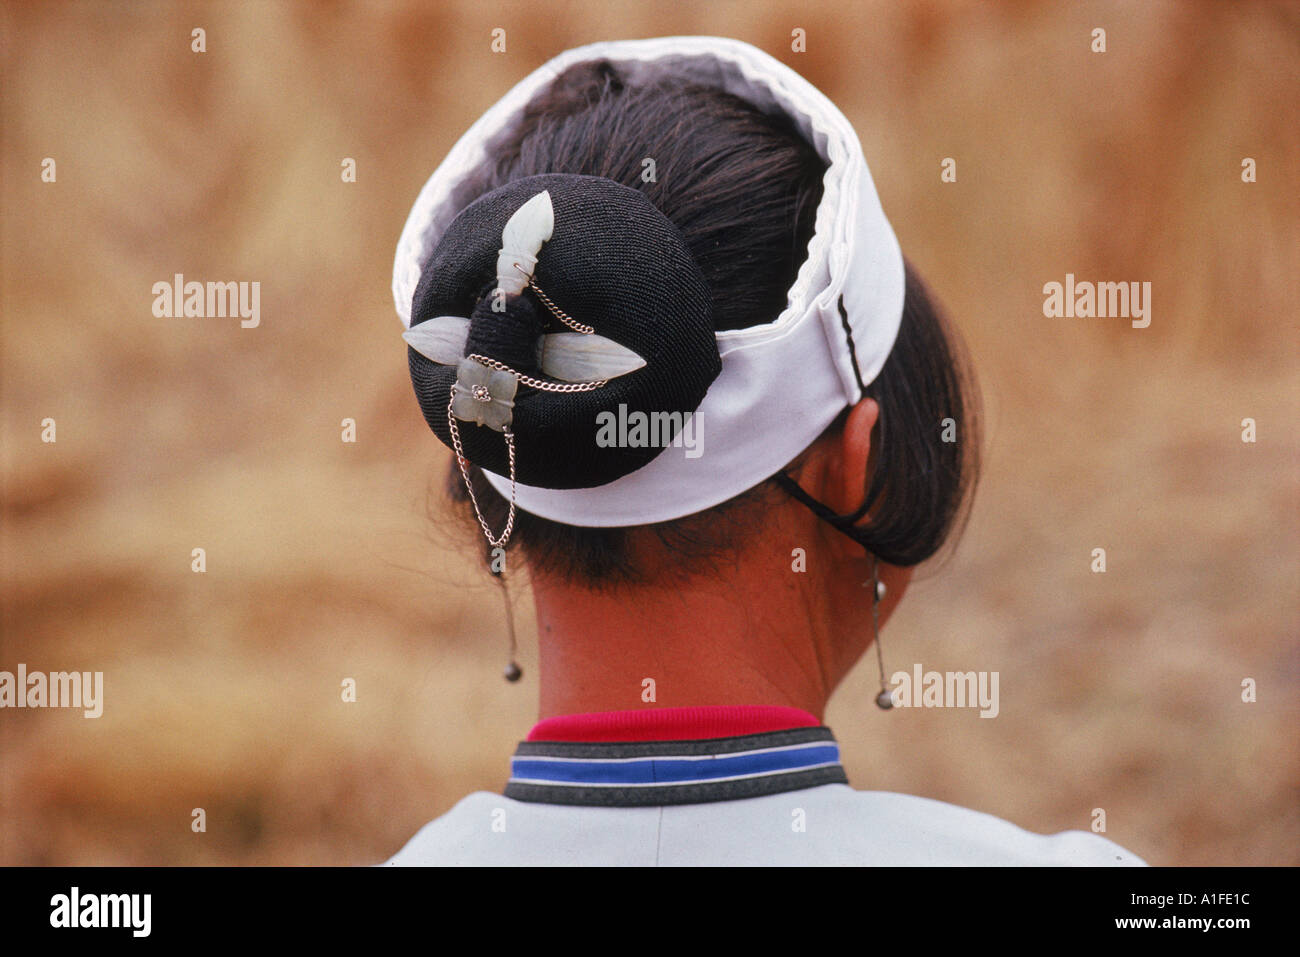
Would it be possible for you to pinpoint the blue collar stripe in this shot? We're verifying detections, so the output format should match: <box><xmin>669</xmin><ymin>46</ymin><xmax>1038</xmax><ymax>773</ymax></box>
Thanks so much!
<box><xmin>510</xmin><ymin>743</ymin><xmax>840</xmax><ymax>786</ymax></box>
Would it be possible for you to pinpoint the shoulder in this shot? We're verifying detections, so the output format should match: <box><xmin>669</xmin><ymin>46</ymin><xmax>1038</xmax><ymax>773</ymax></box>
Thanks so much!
<box><xmin>382</xmin><ymin>785</ymin><xmax>1147</xmax><ymax>867</ymax></box>
<box><xmin>383</xmin><ymin>793</ymin><xmax>502</xmax><ymax>866</ymax></box>
<box><xmin>382</xmin><ymin>792</ymin><xmax>662</xmax><ymax>866</ymax></box>
<box><xmin>806</xmin><ymin>785</ymin><xmax>1146</xmax><ymax>866</ymax></box>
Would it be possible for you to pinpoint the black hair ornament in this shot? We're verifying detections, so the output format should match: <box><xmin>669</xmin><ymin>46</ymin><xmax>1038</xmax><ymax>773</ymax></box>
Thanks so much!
<box><xmin>403</xmin><ymin>175</ymin><xmax>720</xmax><ymax>682</ymax></box>
<box><xmin>407</xmin><ymin>189</ymin><xmax>628</xmax><ymax>681</ymax></box>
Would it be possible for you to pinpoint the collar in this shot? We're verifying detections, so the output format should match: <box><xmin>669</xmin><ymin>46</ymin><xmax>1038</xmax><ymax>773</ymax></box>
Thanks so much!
<box><xmin>506</xmin><ymin>706</ymin><xmax>849</xmax><ymax>807</ymax></box>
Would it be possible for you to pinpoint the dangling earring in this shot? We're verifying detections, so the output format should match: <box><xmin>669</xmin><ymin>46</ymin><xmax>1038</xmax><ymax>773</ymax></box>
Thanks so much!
<box><xmin>492</xmin><ymin>561</ymin><xmax>523</xmax><ymax>682</ymax></box>
<box><xmin>869</xmin><ymin>556</ymin><xmax>893</xmax><ymax>710</ymax></box>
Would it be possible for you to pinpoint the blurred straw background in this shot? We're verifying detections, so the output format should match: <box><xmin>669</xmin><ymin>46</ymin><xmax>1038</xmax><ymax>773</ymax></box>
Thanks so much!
<box><xmin>1</xmin><ymin>0</ymin><xmax>1297</xmax><ymax>865</ymax></box>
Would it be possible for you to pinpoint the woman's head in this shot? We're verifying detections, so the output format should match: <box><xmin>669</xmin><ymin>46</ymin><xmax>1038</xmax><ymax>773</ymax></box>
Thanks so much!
<box><xmin>441</xmin><ymin>59</ymin><xmax>980</xmax><ymax>592</ymax></box>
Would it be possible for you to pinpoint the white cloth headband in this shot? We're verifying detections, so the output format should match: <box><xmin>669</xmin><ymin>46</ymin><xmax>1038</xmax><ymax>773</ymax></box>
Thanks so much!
<box><xmin>393</xmin><ymin>36</ymin><xmax>904</xmax><ymax>527</ymax></box>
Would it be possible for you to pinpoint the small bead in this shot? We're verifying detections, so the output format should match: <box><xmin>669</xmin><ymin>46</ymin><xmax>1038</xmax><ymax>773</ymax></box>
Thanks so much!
<box><xmin>875</xmin><ymin>580</ymin><xmax>887</xmax><ymax>602</ymax></box>
<box><xmin>503</xmin><ymin>661</ymin><xmax>523</xmax><ymax>683</ymax></box>
<box><xmin>875</xmin><ymin>689</ymin><xmax>895</xmax><ymax>710</ymax></box>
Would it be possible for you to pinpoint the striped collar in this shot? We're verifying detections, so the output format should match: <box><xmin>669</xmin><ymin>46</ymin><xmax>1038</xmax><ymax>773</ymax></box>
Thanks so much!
<box><xmin>505</xmin><ymin>707</ymin><xmax>848</xmax><ymax>807</ymax></box>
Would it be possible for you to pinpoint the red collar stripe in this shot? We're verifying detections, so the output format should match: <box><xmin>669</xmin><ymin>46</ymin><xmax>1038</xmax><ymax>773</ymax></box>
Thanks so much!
<box><xmin>527</xmin><ymin>705</ymin><xmax>820</xmax><ymax>743</ymax></box>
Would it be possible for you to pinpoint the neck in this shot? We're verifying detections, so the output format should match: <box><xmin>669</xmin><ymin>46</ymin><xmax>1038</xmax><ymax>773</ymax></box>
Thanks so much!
<box><xmin>532</xmin><ymin>558</ymin><xmax>841</xmax><ymax>722</ymax></box>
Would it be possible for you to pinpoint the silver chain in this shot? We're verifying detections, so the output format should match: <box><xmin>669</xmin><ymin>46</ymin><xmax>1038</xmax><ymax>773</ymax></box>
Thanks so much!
<box><xmin>449</xmin><ymin>270</ymin><xmax>604</xmax><ymax>549</ymax></box>
<box><xmin>447</xmin><ymin>356</ymin><xmax>604</xmax><ymax>549</ymax></box>
<box><xmin>465</xmin><ymin>353</ymin><xmax>607</xmax><ymax>392</ymax></box>
<box><xmin>529</xmin><ymin>280</ymin><xmax>593</xmax><ymax>334</ymax></box>
<box><xmin>511</xmin><ymin>261</ymin><xmax>594</xmax><ymax>335</ymax></box>
<box><xmin>447</xmin><ymin>387</ymin><xmax>517</xmax><ymax>548</ymax></box>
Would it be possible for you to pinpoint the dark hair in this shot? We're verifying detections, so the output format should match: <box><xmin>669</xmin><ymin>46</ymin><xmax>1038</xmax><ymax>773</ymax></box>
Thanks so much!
<box><xmin>444</xmin><ymin>60</ymin><xmax>980</xmax><ymax>585</ymax></box>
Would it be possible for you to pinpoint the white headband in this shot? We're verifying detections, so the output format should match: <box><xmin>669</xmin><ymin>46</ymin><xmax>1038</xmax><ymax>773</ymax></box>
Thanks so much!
<box><xmin>393</xmin><ymin>36</ymin><xmax>904</xmax><ymax>527</ymax></box>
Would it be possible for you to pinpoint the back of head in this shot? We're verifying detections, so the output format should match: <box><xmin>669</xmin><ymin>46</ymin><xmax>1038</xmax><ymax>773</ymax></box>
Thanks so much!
<box><xmin>408</xmin><ymin>54</ymin><xmax>979</xmax><ymax>587</ymax></box>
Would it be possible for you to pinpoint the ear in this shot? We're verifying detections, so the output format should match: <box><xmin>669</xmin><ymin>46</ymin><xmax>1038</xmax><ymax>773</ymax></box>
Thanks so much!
<box><xmin>792</xmin><ymin>397</ymin><xmax>913</xmax><ymax>620</ymax></box>
<box><xmin>814</xmin><ymin>397</ymin><xmax>879</xmax><ymax>517</ymax></box>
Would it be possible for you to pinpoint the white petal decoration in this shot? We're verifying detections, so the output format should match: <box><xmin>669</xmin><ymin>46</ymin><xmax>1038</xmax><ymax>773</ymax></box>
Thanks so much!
<box><xmin>539</xmin><ymin>333</ymin><xmax>647</xmax><ymax>382</ymax></box>
<box><xmin>496</xmin><ymin>190</ymin><xmax>554</xmax><ymax>296</ymax></box>
<box><xmin>451</xmin><ymin>357</ymin><xmax>517</xmax><ymax>431</ymax></box>
<box><xmin>402</xmin><ymin>316</ymin><xmax>470</xmax><ymax>365</ymax></box>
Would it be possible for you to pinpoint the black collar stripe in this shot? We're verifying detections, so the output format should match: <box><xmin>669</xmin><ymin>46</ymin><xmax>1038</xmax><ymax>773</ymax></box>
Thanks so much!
<box><xmin>505</xmin><ymin>726</ymin><xmax>849</xmax><ymax>807</ymax></box>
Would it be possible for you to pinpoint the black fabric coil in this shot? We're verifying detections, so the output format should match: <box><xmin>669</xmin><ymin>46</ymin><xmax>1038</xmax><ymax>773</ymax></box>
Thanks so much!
<box><xmin>462</xmin><ymin>290</ymin><xmax>545</xmax><ymax>375</ymax></box>
<box><xmin>408</xmin><ymin>173</ymin><xmax>720</xmax><ymax>490</ymax></box>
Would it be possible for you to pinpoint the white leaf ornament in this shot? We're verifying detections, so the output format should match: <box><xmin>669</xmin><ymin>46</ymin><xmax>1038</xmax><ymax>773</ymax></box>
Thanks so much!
<box><xmin>496</xmin><ymin>190</ymin><xmax>554</xmax><ymax>295</ymax></box>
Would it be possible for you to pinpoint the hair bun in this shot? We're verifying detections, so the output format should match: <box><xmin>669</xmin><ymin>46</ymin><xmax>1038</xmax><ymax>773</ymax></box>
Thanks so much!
<box><xmin>408</xmin><ymin>173</ymin><xmax>719</xmax><ymax>490</ymax></box>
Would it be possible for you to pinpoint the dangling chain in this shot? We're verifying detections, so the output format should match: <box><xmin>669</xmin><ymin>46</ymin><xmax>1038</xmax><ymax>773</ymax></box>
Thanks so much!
<box><xmin>529</xmin><ymin>280</ymin><xmax>594</xmax><ymax>334</ymax></box>
<box><xmin>514</xmin><ymin>261</ymin><xmax>594</xmax><ymax>335</ymax></box>
<box><xmin>447</xmin><ymin>355</ymin><xmax>605</xmax><ymax>547</ymax></box>
<box><xmin>871</xmin><ymin>556</ymin><xmax>894</xmax><ymax>710</ymax></box>
<box><xmin>872</xmin><ymin>557</ymin><xmax>886</xmax><ymax>681</ymax></box>
<box><xmin>449</xmin><ymin>389</ymin><xmax>525</xmax><ymax>683</ymax></box>
<box><xmin>453</xmin><ymin>262</ymin><xmax>606</xmax><ymax>683</ymax></box>
<box><xmin>447</xmin><ymin>389</ymin><xmax>517</xmax><ymax>548</ymax></box>
<box><xmin>448</xmin><ymin>273</ymin><xmax>604</xmax><ymax>549</ymax></box>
